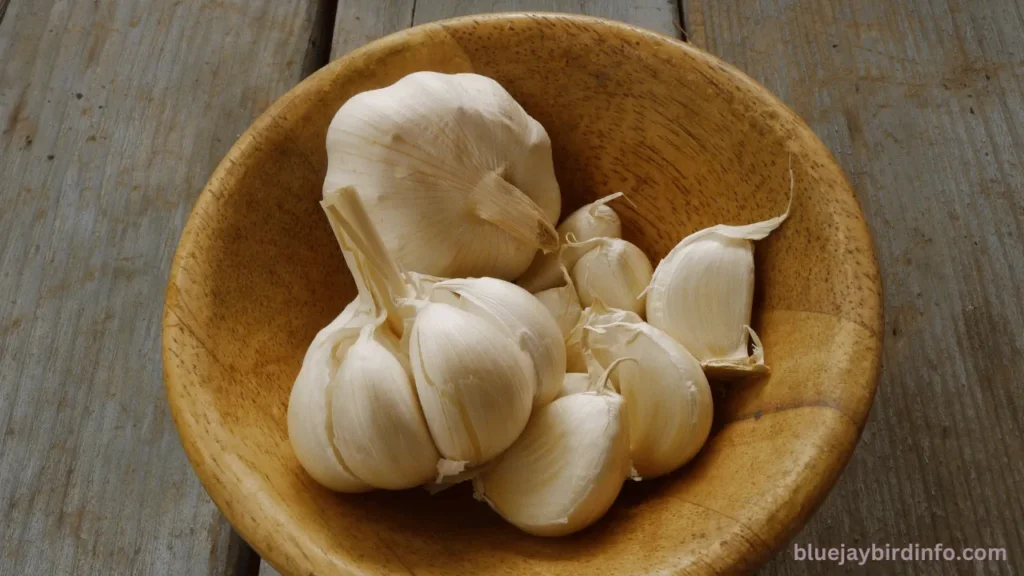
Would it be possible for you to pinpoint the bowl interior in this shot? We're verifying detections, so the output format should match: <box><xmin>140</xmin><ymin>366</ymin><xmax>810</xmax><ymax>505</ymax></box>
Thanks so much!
<box><xmin>164</xmin><ymin>13</ymin><xmax>882</xmax><ymax>576</ymax></box>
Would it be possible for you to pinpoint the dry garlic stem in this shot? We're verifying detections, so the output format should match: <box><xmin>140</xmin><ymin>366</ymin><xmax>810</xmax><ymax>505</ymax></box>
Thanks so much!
<box><xmin>571</xmin><ymin>237</ymin><xmax>653</xmax><ymax>317</ymax></box>
<box><xmin>517</xmin><ymin>193</ymin><xmax>626</xmax><ymax>293</ymax></box>
<box><xmin>533</xmin><ymin>264</ymin><xmax>582</xmax><ymax>339</ymax></box>
<box><xmin>287</xmin><ymin>300</ymin><xmax>374</xmax><ymax>493</ymax></box>
<box><xmin>431</xmin><ymin>277</ymin><xmax>566</xmax><ymax>408</ymax></box>
<box><xmin>645</xmin><ymin>175</ymin><xmax>792</xmax><ymax>379</ymax></box>
<box><xmin>331</xmin><ymin>318</ymin><xmax>439</xmax><ymax>490</ymax></box>
<box><xmin>473</xmin><ymin>360</ymin><xmax>633</xmax><ymax>536</ymax></box>
<box><xmin>324</xmin><ymin>71</ymin><xmax>560</xmax><ymax>280</ymax></box>
<box><xmin>584</xmin><ymin>321</ymin><xmax>713</xmax><ymax>478</ymax></box>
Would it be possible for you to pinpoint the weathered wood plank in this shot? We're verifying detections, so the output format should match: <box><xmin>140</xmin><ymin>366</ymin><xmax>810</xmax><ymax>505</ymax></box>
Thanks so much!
<box><xmin>687</xmin><ymin>0</ymin><xmax>1024</xmax><ymax>574</ymax></box>
<box><xmin>330</xmin><ymin>0</ymin><xmax>415</xmax><ymax>60</ymax></box>
<box><xmin>0</xmin><ymin>0</ymin><xmax>329</xmax><ymax>574</ymax></box>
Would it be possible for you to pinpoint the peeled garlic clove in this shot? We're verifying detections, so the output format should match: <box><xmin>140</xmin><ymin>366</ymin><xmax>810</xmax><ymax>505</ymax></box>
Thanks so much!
<box><xmin>572</xmin><ymin>238</ymin><xmax>653</xmax><ymax>317</ymax></box>
<box><xmin>472</xmin><ymin>389</ymin><xmax>631</xmax><ymax>536</ymax></box>
<box><xmin>287</xmin><ymin>300</ymin><xmax>374</xmax><ymax>493</ymax></box>
<box><xmin>565</xmin><ymin>300</ymin><xmax>642</xmax><ymax>373</ymax></box>
<box><xmin>410</xmin><ymin>302</ymin><xmax>535</xmax><ymax>466</ymax></box>
<box><xmin>330</xmin><ymin>321</ymin><xmax>440</xmax><ymax>490</ymax></box>
<box><xmin>324</xmin><ymin>71</ymin><xmax>560</xmax><ymax>280</ymax></box>
<box><xmin>646</xmin><ymin>200</ymin><xmax>790</xmax><ymax>378</ymax></box>
<box><xmin>584</xmin><ymin>321</ymin><xmax>713</xmax><ymax>479</ymax></box>
<box><xmin>517</xmin><ymin>193</ymin><xmax>625</xmax><ymax>293</ymax></box>
<box><xmin>556</xmin><ymin>373</ymin><xmax>592</xmax><ymax>399</ymax></box>
<box><xmin>431</xmin><ymin>277</ymin><xmax>566</xmax><ymax>408</ymax></box>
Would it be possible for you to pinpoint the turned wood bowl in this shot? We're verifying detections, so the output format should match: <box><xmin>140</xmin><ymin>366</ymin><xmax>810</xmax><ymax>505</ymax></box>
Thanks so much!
<box><xmin>163</xmin><ymin>13</ymin><xmax>883</xmax><ymax>576</ymax></box>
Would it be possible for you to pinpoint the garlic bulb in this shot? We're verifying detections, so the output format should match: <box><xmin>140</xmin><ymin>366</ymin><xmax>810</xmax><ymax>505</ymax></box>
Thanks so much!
<box><xmin>287</xmin><ymin>300</ymin><xmax>374</xmax><ymax>492</ymax></box>
<box><xmin>571</xmin><ymin>237</ymin><xmax>653</xmax><ymax>317</ymax></box>
<box><xmin>584</xmin><ymin>321</ymin><xmax>713</xmax><ymax>478</ymax></box>
<box><xmin>517</xmin><ymin>193</ymin><xmax>625</xmax><ymax>293</ymax></box>
<box><xmin>646</xmin><ymin>200</ymin><xmax>790</xmax><ymax>379</ymax></box>
<box><xmin>323</xmin><ymin>71</ymin><xmax>561</xmax><ymax>280</ymax></box>
<box><xmin>430</xmin><ymin>277</ymin><xmax>566</xmax><ymax>408</ymax></box>
<box><xmin>556</xmin><ymin>373</ymin><xmax>592</xmax><ymax>399</ymax></box>
<box><xmin>410</xmin><ymin>302</ymin><xmax>536</xmax><ymax>467</ymax></box>
<box><xmin>565</xmin><ymin>300</ymin><xmax>642</xmax><ymax>372</ymax></box>
<box><xmin>533</xmin><ymin>264</ymin><xmax>581</xmax><ymax>339</ymax></box>
<box><xmin>330</xmin><ymin>319</ymin><xmax>440</xmax><ymax>490</ymax></box>
<box><xmin>473</xmin><ymin>361</ymin><xmax>632</xmax><ymax>536</ymax></box>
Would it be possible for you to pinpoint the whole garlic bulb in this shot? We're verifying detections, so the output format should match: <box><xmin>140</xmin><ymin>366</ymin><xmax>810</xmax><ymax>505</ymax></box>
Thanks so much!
<box><xmin>646</xmin><ymin>200</ymin><xmax>790</xmax><ymax>379</ymax></box>
<box><xmin>517</xmin><ymin>193</ymin><xmax>625</xmax><ymax>293</ymax></box>
<box><xmin>430</xmin><ymin>277</ymin><xmax>566</xmax><ymax>408</ymax></box>
<box><xmin>584</xmin><ymin>321</ymin><xmax>713</xmax><ymax>478</ymax></box>
<box><xmin>565</xmin><ymin>300</ymin><xmax>642</xmax><ymax>373</ymax></box>
<box><xmin>571</xmin><ymin>237</ymin><xmax>653</xmax><ymax>317</ymax></box>
<box><xmin>287</xmin><ymin>300</ymin><xmax>374</xmax><ymax>493</ymax></box>
<box><xmin>324</xmin><ymin>71</ymin><xmax>561</xmax><ymax>280</ymax></box>
<box><xmin>473</xmin><ymin>361</ymin><xmax>633</xmax><ymax>536</ymax></box>
<box><xmin>330</xmin><ymin>319</ymin><xmax>440</xmax><ymax>490</ymax></box>
<box><xmin>410</xmin><ymin>302</ymin><xmax>536</xmax><ymax>467</ymax></box>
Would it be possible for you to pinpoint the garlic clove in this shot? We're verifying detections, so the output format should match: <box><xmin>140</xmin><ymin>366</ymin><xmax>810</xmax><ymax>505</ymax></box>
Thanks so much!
<box><xmin>323</xmin><ymin>71</ymin><xmax>561</xmax><ymax>280</ymax></box>
<box><xmin>287</xmin><ymin>300</ymin><xmax>374</xmax><ymax>493</ymax></box>
<box><xmin>571</xmin><ymin>238</ymin><xmax>653</xmax><ymax>318</ymax></box>
<box><xmin>330</xmin><ymin>320</ymin><xmax>440</xmax><ymax>490</ymax></box>
<box><xmin>472</xmin><ymin>387</ymin><xmax>631</xmax><ymax>536</ymax></box>
<box><xmin>584</xmin><ymin>320</ymin><xmax>713</xmax><ymax>479</ymax></box>
<box><xmin>534</xmin><ymin>283</ymin><xmax>582</xmax><ymax>339</ymax></box>
<box><xmin>556</xmin><ymin>373</ymin><xmax>592</xmax><ymax>399</ymax></box>
<box><xmin>565</xmin><ymin>300</ymin><xmax>642</xmax><ymax>373</ymax></box>
<box><xmin>517</xmin><ymin>193</ymin><xmax>625</xmax><ymax>293</ymax></box>
<box><xmin>645</xmin><ymin>194</ymin><xmax>790</xmax><ymax>378</ymax></box>
<box><xmin>409</xmin><ymin>302</ymin><xmax>536</xmax><ymax>466</ymax></box>
<box><xmin>431</xmin><ymin>277</ymin><xmax>566</xmax><ymax>408</ymax></box>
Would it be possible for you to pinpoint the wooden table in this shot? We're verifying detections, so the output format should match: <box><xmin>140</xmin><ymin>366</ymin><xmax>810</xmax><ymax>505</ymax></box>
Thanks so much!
<box><xmin>1</xmin><ymin>1</ymin><xmax>1021</xmax><ymax>574</ymax></box>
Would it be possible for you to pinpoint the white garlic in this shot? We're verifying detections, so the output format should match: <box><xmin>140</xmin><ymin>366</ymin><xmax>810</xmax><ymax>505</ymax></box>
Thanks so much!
<box><xmin>330</xmin><ymin>319</ymin><xmax>440</xmax><ymax>490</ymax></box>
<box><xmin>532</xmin><ymin>264</ymin><xmax>581</xmax><ymax>339</ymax></box>
<box><xmin>323</xmin><ymin>71</ymin><xmax>561</xmax><ymax>280</ymax></box>
<box><xmin>584</xmin><ymin>320</ymin><xmax>713</xmax><ymax>479</ymax></box>
<box><xmin>409</xmin><ymin>302</ymin><xmax>536</xmax><ymax>467</ymax></box>
<box><xmin>287</xmin><ymin>300</ymin><xmax>374</xmax><ymax>492</ymax></box>
<box><xmin>645</xmin><ymin>197</ymin><xmax>790</xmax><ymax>379</ymax></box>
<box><xmin>517</xmin><ymin>193</ymin><xmax>625</xmax><ymax>293</ymax></box>
<box><xmin>430</xmin><ymin>277</ymin><xmax>566</xmax><ymax>408</ymax></box>
<box><xmin>556</xmin><ymin>373</ymin><xmax>592</xmax><ymax>399</ymax></box>
<box><xmin>473</xmin><ymin>360</ymin><xmax>633</xmax><ymax>536</ymax></box>
<box><xmin>565</xmin><ymin>300</ymin><xmax>642</xmax><ymax>373</ymax></box>
<box><xmin>571</xmin><ymin>237</ymin><xmax>653</xmax><ymax>317</ymax></box>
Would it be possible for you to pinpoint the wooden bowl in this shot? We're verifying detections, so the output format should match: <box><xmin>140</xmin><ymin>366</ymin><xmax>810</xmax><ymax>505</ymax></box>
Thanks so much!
<box><xmin>163</xmin><ymin>13</ymin><xmax>882</xmax><ymax>576</ymax></box>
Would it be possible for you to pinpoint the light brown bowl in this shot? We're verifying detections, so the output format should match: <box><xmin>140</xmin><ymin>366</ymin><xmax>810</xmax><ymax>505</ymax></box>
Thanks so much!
<box><xmin>163</xmin><ymin>13</ymin><xmax>882</xmax><ymax>576</ymax></box>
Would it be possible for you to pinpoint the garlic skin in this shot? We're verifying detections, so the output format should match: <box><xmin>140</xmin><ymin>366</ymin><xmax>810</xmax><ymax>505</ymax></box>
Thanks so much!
<box><xmin>330</xmin><ymin>321</ymin><xmax>440</xmax><ymax>490</ymax></box>
<box><xmin>556</xmin><ymin>373</ymin><xmax>592</xmax><ymax>399</ymax></box>
<box><xmin>646</xmin><ymin>204</ymin><xmax>790</xmax><ymax>378</ymax></box>
<box><xmin>409</xmin><ymin>302</ymin><xmax>536</xmax><ymax>466</ymax></box>
<box><xmin>287</xmin><ymin>300</ymin><xmax>374</xmax><ymax>493</ymax></box>
<box><xmin>584</xmin><ymin>321</ymin><xmax>713</xmax><ymax>478</ymax></box>
<box><xmin>534</xmin><ymin>283</ymin><xmax>581</xmax><ymax>339</ymax></box>
<box><xmin>565</xmin><ymin>301</ymin><xmax>642</xmax><ymax>373</ymax></box>
<box><xmin>572</xmin><ymin>238</ymin><xmax>653</xmax><ymax>317</ymax></box>
<box><xmin>517</xmin><ymin>193</ymin><xmax>625</xmax><ymax>293</ymax></box>
<box><xmin>473</xmin><ymin>390</ymin><xmax>631</xmax><ymax>536</ymax></box>
<box><xmin>431</xmin><ymin>277</ymin><xmax>566</xmax><ymax>408</ymax></box>
<box><xmin>324</xmin><ymin>71</ymin><xmax>560</xmax><ymax>280</ymax></box>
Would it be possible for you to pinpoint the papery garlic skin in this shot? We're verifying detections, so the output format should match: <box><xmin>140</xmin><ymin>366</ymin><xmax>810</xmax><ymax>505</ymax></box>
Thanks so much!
<box><xmin>572</xmin><ymin>238</ymin><xmax>653</xmax><ymax>317</ymax></box>
<box><xmin>432</xmin><ymin>277</ymin><xmax>566</xmax><ymax>408</ymax></box>
<box><xmin>556</xmin><ymin>373</ymin><xmax>592</xmax><ymax>399</ymax></box>
<box><xmin>331</xmin><ymin>321</ymin><xmax>440</xmax><ymax>490</ymax></box>
<box><xmin>517</xmin><ymin>193</ymin><xmax>624</xmax><ymax>293</ymax></box>
<box><xmin>585</xmin><ymin>321</ymin><xmax>713</xmax><ymax>478</ymax></box>
<box><xmin>473</xmin><ymin>391</ymin><xmax>631</xmax><ymax>536</ymax></box>
<box><xmin>534</xmin><ymin>283</ymin><xmax>582</xmax><ymax>339</ymax></box>
<box><xmin>409</xmin><ymin>302</ymin><xmax>536</xmax><ymax>466</ymax></box>
<box><xmin>565</xmin><ymin>301</ymin><xmax>642</xmax><ymax>373</ymax></box>
<box><xmin>645</xmin><ymin>203</ymin><xmax>789</xmax><ymax>377</ymax></box>
<box><xmin>287</xmin><ymin>300</ymin><xmax>374</xmax><ymax>493</ymax></box>
<box><xmin>324</xmin><ymin>71</ymin><xmax>560</xmax><ymax>280</ymax></box>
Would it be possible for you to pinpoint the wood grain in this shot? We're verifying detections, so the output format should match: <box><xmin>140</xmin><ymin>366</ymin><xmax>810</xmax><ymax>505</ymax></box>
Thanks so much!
<box><xmin>0</xmin><ymin>0</ymin><xmax>330</xmax><ymax>574</ymax></box>
<box><xmin>686</xmin><ymin>0</ymin><xmax>1024</xmax><ymax>574</ymax></box>
<box><xmin>330</xmin><ymin>0</ymin><xmax>415</xmax><ymax>60</ymax></box>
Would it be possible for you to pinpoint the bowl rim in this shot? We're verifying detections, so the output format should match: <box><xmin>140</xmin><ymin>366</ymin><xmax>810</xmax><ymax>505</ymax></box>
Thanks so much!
<box><xmin>164</xmin><ymin>11</ymin><xmax>883</xmax><ymax>575</ymax></box>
